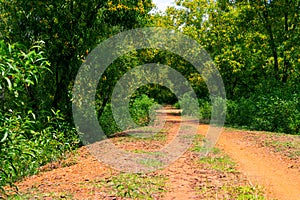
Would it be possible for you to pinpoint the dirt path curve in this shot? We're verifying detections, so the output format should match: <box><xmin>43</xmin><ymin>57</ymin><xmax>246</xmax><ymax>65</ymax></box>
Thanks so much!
<box><xmin>159</xmin><ymin>107</ymin><xmax>300</xmax><ymax>200</ymax></box>
<box><xmin>217</xmin><ymin>130</ymin><xmax>300</xmax><ymax>200</ymax></box>
<box><xmin>8</xmin><ymin>107</ymin><xmax>300</xmax><ymax>199</ymax></box>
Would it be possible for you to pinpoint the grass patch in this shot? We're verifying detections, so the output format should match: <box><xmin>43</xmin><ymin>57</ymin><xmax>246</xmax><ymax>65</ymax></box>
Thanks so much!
<box><xmin>262</xmin><ymin>134</ymin><xmax>300</xmax><ymax>159</ymax></box>
<box><xmin>7</xmin><ymin>191</ymin><xmax>73</xmax><ymax>200</ymax></box>
<box><xmin>222</xmin><ymin>185</ymin><xmax>265</xmax><ymax>200</ymax></box>
<box><xmin>243</xmin><ymin>131</ymin><xmax>300</xmax><ymax>159</ymax></box>
<box><xmin>189</xmin><ymin>134</ymin><xmax>237</xmax><ymax>173</ymax></box>
<box><xmin>130</xmin><ymin>149</ymin><xmax>165</xmax><ymax>156</ymax></box>
<box><xmin>138</xmin><ymin>158</ymin><xmax>165</xmax><ymax>168</ymax></box>
<box><xmin>189</xmin><ymin>135</ymin><xmax>222</xmax><ymax>156</ymax></box>
<box><xmin>188</xmin><ymin>134</ymin><xmax>205</xmax><ymax>152</ymax></box>
<box><xmin>144</xmin><ymin>131</ymin><xmax>167</xmax><ymax>141</ymax></box>
<box><xmin>91</xmin><ymin>173</ymin><xmax>166</xmax><ymax>199</ymax></box>
<box><xmin>116</xmin><ymin>130</ymin><xmax>167</xmax><ymax>143</ymax></box>
<box><xmin>199</xmin><ymin>154</ymin><xmax>237</xmax><ymax>173</ymax></box>
<box><xmin>196</xmin><ymin>184</ymin><xmax>265</xmax><ymax>200</ymax></box>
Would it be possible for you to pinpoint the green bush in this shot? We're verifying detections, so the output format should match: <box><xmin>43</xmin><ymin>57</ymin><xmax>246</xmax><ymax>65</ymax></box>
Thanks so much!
<box><xmin>98</xmin><ymin>94</ymin><xmax>158</xmax><ymax>137</ymax></box>
<box><xmin>0</xmin><ymin>40</ymin><xmax>80</xmax><ymax>195</ymax></box>
<box><xmin>0</xmin><ymin>40</ymin><xmax>50</xmax><ymax>114</ymax></box>
<box><xmin>198</xmin><ymin>99</ymin><xmax>212</xmax><ymax>121</ymax></box>
<box><xmin>129</xmin><ymin>94</ymin><xmax>157</xmax><ymax>126</ymax></box>
<box><xmin>198</xmin><ymin>97</ymin><xmax>226</xmax><ymax>124</ymax></box>
<box><xmin>196</xmin><ymin>92</ymin><xmax>299</xmax><ymax>135</ymax></box>
<box><xmin>226</xmin><ymin>98</ymin><xmax>257</xmax><ymax>127</ymax></box>
<box><xmin>178</xmin><ymin>92</ymin><xmax>199</xmax><ymax>116</ymax></box>
<box><xmin>252</xmin><ymin>94</ymin><xmax>299</xmax><ymax>134</ymax></box>
<box><xmin>0</xmin><ymin>110</ymin><xmax>79</xmax><ymax>194</ymax></box>
<box><xmin>226</xmin><ymin>93</ymin><xmax>300</xmax><ymax>134</ymax></box>
<box><xmin>99</xmin><ymin>103</ymin><xmax>121</xmax><ymax>137</ymax></box>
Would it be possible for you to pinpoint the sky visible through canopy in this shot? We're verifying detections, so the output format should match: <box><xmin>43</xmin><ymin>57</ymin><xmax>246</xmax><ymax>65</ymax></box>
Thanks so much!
<box><xmin>152</xmin><ymin>0</ymin><xmax>174</xmax><ymax>12</ymax></box>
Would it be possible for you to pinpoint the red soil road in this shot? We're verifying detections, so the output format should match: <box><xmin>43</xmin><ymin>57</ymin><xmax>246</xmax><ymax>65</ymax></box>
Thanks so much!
<box><xmin>7</xmin><ymin>108</ymin><xmax>300</xmax><ymax>199</ymax></box>
<box><xmin>216</xmin><ymin>128</ymin><xmax>300</xmax><ymax>200</ymax></box>
<box><xmin>163</xmin><ymin>109</ymin><xmax>300</xmax><ymax>200</ymax></box>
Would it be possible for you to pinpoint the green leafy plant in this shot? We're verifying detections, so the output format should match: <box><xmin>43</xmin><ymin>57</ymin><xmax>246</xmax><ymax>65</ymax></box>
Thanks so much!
<box><xmin>0</xmin><ymin>40</ymin><xmax>50</xmax><ymax>113</ymax></box>
<box><xmin>0</xmin><ymin>40</ymin><xmax>79</xmax><ymax>195</ymax></box>
<box><xmin>220</xmin><ymin>185</ymin><xmax>265</xmax><ymax>200</ymax></box>
<box><xmin>130</xmin><ymin>94</ymin><xmax>158</xmax><ymax>126</ymax></box>
<box><xmin>98</xmin><ymin>103</ymin><xmax>121</xmax><ymax>137</ymax></box>
<box><xmin>0</xmin><ymin>110</ymin><xmax>79</xmax><ymax>195</ymax></box>
<box><xmin>226</xmin><ymin>93</ymin><xmax>300</xmax><ymax>135</ymax></box>
<box><xmin>94</xmin><ymin>173</ymin><xmax>166</xmax><ymax>199</ymax></box>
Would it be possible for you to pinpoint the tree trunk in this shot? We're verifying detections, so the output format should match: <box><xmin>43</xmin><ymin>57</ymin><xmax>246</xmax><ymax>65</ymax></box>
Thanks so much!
<box><xmin>261</xmin><ymin>9</ymin><xmax>280</xmax><ymax>81</ymax></box>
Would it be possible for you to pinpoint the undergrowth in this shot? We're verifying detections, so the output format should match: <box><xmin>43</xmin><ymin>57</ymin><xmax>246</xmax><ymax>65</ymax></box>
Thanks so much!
<box><xmin>91</xmin><ymin>173</ymin><xmax>166</xmax><ymax>199</ymax></box>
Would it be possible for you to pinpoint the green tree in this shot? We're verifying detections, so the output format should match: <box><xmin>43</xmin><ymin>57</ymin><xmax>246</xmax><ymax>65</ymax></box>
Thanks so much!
<box><xmin>0</xmin><ymin>40</ymin><xmax>50</xmax><ymax>114</ymax></box>
<box><xmin>0</xmin><ymin>0</ymin><xmax>156</xmax><ymax>193</ymax></box>
<box><xmin>241</xmin><ymin>0</ymin><xmax>300</xmax><ymax>84</ymax></box>
<box><xmin>154</xmin><ymin>0</ymin><xmax>299</xmax><ymax>133</ymax></box>
<box><xmin>0</xmin><ymin>0</ymin><xmax>154</xmax><ymax>117</ymax></box>
<box><xmin>162</xmin><ymin>0</ymin><xmax>299</xmax><ymax>98</ymax></box>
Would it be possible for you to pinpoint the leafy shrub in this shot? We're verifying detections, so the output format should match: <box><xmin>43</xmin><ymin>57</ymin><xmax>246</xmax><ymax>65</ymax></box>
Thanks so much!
<box><xmin>99</xmin><ymin>103</ymin><xmax>121</xmax><ymax>137</ymax></box>
<box><xmin>98</xmin><ymin>94</ymin><xmax>158</xmax><ymax>137</ymax></box>
<box><xmin>0</xmin><ymin>110</ymin><xmax>79</xmax><ymax>194</ymax></box>
<box><xmin>198</xmin><ymin>97</ymin><xmax>226</xmax><ymax>125</ymax></box>
<box><xmin>173</xmin><ymin>101</ymin><xmax>180</xmax><ymax>109</ymax></box>
<box><xmin>226</xmin><ymin>98</ymin><xmax>256</xmax><ymax>127</ymax></box>
<box><xmin>198</xmin><ymin>99</ymin><xmax>212</xmax><ymax>121</ymax></box>
<box><xmin>226</xmin><ymin>93</ymin><xmax>300</xmax><ymax>134</ymax></box>
<box><xmin>196</xmin><ymin>92</ymin><xmax>299</xmax><ymax>135</ymax></box>
<box><xmin>251</xmin><ymin>94</ymin><xmax>299</xmax><ymax>134</ymax></box>
<box><xmin>129</xmin><ymin>94</ymin><xmax>157</xmax><ymax>126</ymax></box>
<box><xmin>0</xmin><ymin>40</ymin><xmax>50</xmax><ymax>114</ymax></box>
<box><xmin>177</xmin><ymin>92</ymin><xmax>199</xmax><ymax>116</ymax></box>
<box><xmin>0</xmin><ymin>40</ymin><xmax>79</xmax><ymax>195</ymax></box>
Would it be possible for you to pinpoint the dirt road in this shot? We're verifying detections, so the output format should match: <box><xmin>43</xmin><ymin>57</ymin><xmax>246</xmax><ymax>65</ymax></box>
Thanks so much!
<box><xmin>7</xmin><ymin>108</ymin><xmax>300</xmax><ymax>199</ymax></box>
<box><xmin>217</xmin><ymin>129</ymin><xmax>300</xmax><ymax>200</ymax></box>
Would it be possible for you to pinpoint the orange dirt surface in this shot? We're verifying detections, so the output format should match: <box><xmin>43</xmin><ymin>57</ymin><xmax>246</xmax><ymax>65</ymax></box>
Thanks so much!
<box><xmin>10</xmin><ymin>148</ymin><xmax>117</xmax><ymax>199</ymax></box>
<box><xmin>5</xmin><ymin>108</ymin><xmax>300</xmax><ymax>199</ymax></box>
<box><xmin>217</xmin><ymin>129</ymin><xmax>300</xmax><ymax>200</ymax></box>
